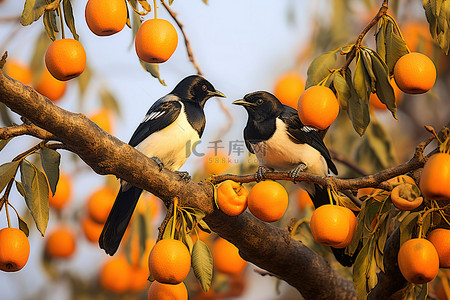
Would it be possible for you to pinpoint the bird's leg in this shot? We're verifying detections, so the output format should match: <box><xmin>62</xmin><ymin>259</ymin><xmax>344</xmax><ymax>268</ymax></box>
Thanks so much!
<box><xmin>255</xmin><ymin>165</ymin><xmax>272</xmax><ymax>182</ymax></box>
<box><xmin>175</xmin><ymin>171</ymin><xmax>191</xmax><ymax>182</ymax></box>
<box><xmin>151</xmin><ymin>157</ymin><xmax>165</xmax><ymax>172</ymax></box>
<box><xmin>288</xmin><ymin>163</ymin><xmax>307</xmax><ymax>183</ymax></box>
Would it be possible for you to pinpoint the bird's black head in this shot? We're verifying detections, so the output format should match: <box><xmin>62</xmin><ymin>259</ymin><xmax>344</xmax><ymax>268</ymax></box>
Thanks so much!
<box><xmin>171</xmin><ymin>75</ymin><xmax>225</xmax><ymax>107</ymax></box>
<box><xmin>233</xmin><ymin>91</ymin><xmax>284</xmax><ymax>120</ymax></box>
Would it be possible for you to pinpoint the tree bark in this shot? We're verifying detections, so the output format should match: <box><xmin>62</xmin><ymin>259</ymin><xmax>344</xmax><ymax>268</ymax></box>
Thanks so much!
<box><xmin>4</xmin><ymin>62</ymin><xmax>416</xmax><ymax>299</ymax></box>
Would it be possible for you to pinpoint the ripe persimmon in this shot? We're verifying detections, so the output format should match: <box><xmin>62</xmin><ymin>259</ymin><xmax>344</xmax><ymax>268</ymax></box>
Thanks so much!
<box><xmin>296</xmin><ymin>188</ymin><xmax>313</xmax><ymax>213</ymax></box>
<box><xmin>147</xmin><ymin>281</ymin><xmax>188</xmax><ymax>300</ymax></box>
<box><xmin>45</xmin><ymin>227</ymin><xmax>76</xmax><ymax>259</ymax></box>
<box><xmin>204</xmin><ymin>151</ymin><xmax>230</xmax><ymax>175</ymax></box>
<box><xmin>370</xmin><ymin>79</ymin><xmax>403</xmax><ymax>110</ymax></box>
<box><xmin>217</xmin><ymin>180</ymin><xmax>248</xmax><ymax>216</ymax></box>
<box><xmin>148</xmin><ymin>239</ymin><xmax>191</xmax><ymax>284</ymax></box>
<box><xmin>49</xmin><ymin>172</ymin><xmax>72</xmax><ymax>211</ymax></box>
<box><xmin>85</xmin><ymin>0</ymin><xmax>127</xmax><ymax>36</ymax></box>
<box><xmin>310</xmin><ymin>204</ymin><xmax>350</xmax><ymax>247</ymax></box>
<box><xmin>297</xmin><ymin>85</ymin><xmax>339</xmax><ymax>130</ymax></box>
<box><xmin>89</xmin><ymin>108</ymin><xmax>114</xmax><ymax>134</ymax></box>
<box><xmin>273</xmin><ymin>71</ymin><xmax>305</xmax><ymax>109</ymax></box>
<box><xmin>34</xmin><ymin>67</ymin><xmax>67</xmax><ymax>102</ymax></box>
<box><xmin>427</xmin><ymin>228</ymin><xmax>450</xmax><ymax>268</ymax></box>
<box><xmin>333</xmin><ymin>206</ymin><xmax>357</xmax><ymax>249</ymax></box>
<box><xmin>87</xmin><ymin>186</ymin><xmax>116</xmax><ymax>224</ymax></box>
<box><xmin>0</xmin><ymin>228</ymin><xmax>30</xmax><ymax>272</ymax></box>
<box><xmin>135</xmin><ymin>18</ymin><xmax>178</xmax><ymax>63</ymax></box>
<box><xmin>45</xmin><ymin>38</ymin><xmax>86</xmax><ymax>81</ymax></box>
<box><xmin>397</xmin><ymin>238</ymin><xmax>439</xmax><ymax>284</ymax></box>
<box><xmin>100</xmin><ymin>255</ymin><xmax>132</xmax><ymax>293</ymax></box>
<box><xmin>393</xmin><ymin>52</ymin><xmax>436</xmax><ymax>94</ymax></box>
<box><xmin>212</xmin><ymin>237</ymin><xmax>247</xmax><ymax>275</ymax></box>
<box><xmin>81</xmin><ymin>216</ymin><xmax>103</xmax><ymax>243</ymax></box>
<box><xmin>4</xmin><ymin>59</ymin><xmax>32</xmax><ymax>85</ymax></box>
<box><xmin>419</xmin><ymin>153</ymin><xmax>450</xmax><ymax>201</ymax></box>
<box><xmin>247</xmin><ymin>181</ymin><xmax>288</xmax><ymax>222</ymax></box>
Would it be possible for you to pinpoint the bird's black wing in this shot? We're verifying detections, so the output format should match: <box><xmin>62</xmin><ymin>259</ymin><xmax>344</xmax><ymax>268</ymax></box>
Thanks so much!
<box><xmin>128</xmin><ymin>97</ymin><xmax>182</xmax><ymax>147</ymax></box>
<box><xmin>280</xmin><ymin>105</ymin><xmax>338</xmax><ymax>175</ymax></box>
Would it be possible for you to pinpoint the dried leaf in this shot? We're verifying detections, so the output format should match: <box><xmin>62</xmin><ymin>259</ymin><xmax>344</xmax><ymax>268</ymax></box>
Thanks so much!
<box><xmin>0</xmin><ymin>161</ymin><xmax>20</xmax><ymax>193</ymax></box>
<box><xmin>62</xmin><ymin>0</ymin><xmax>79</xmax><ymax>40</ymax></box>
<box><xmin>305</xmin><ymin>50</ymin><xmax>337</xmax><ymax>88</ymax></box>
<box><xmin>192</xmin><ymin>240</ymin><xmax>213</xmax><ymax>292</ymax></box>
<box><xmin>21</xmin><ymin>0</ymin><xmax>48</xmax><ymax>26</ymax></box>
<box><xmin>140</xmin><ymin>60</ymin><xmax>166</xmax><ymax>86</ymax></box>
<box><xmin>20</xmin><ymin>160</ymin><xmax>49</xmax><ymax>236</ymax></box>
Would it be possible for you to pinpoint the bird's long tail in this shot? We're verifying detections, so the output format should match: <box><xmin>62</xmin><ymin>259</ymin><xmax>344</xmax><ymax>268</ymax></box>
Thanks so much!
<box><xmin>308</xmin><ymin>183</ymin><xmax>357</xmax><ymax>267</ymax></box>
<box><xmin>99</xmin><ymin>186</ymin><xmax>143</xmax><ymax>255</ymax></box>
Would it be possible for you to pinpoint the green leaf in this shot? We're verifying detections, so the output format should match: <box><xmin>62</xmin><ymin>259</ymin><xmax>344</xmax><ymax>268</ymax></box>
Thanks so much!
<box><xmin>367</xmin><ymin>247</ymin><xmax>378</xmax><ymax>291</ymax></box>
<box><xmin>140</xmin><ymin>60</ymin><xmax>166</xmax><ymax>86</ymax></box>
<box><xmin>100</xmin><ymin>88</ymin><xmax>121</xmax><ymax>116</ymax></box>
<box><xmin>399</xmin><ymin>212</ymin><xmax>420</xmax><ymax>246</ymax></box>
<box><xmin>20</xmin><ymin>160</ymin><xmax>49</xmax><ymax>236</ymax></box>
<box><xmin>366</xmin><ymin>120</ymin><xmax>396</xmax><ymax>169</ymax></box>
<box><xmin>385</xmin><ymin>21</ymin><xmax>409</xmax><ymax>74</ymax></box>
<box><xmin>0</xmin><ymin>138</ymin><xmax>12</xmax><ymax>152</ymax></box>
<box><xmin>162</xmin><ymin>216</ymin><xmax>174</xmax><ymax>240</ymax></box>
<box><xmin>305</xmin><ymin>50</ymin><xmax>337</xmax><ymax>89</ymax></box>
<box><xmin>198</xmin><ymin>220</ymin><xmax>211</xmax><ymax>233</ymax></box>
<box><xmin>353</xmin><ymin>51</ymin><xmax>371</xmax><ymax>104</ymax></box>
<box><xmin>345</xmin><ymin>69</ymin><xmax>370</xmax><ymax>136</ymax></box>
<box><xmin>0</xmin><ymin>103</ymin><xmax>14</xmax><ymax>126</ymax></box>
<box><xmin>371</xmin><ymin>53</ymin><xmax>397</xmax><ymax>117</ymax></box>
<box><xmin>376</xmin><ymin>18</ymin><xmax>386</xmax><ymax>61</ymax></box>
<box><xmin>20</xmin><ymin>0</ymin><xmax>48</xmax><ymax>26</ymax></box>
<box><xmin>333</xmin><ymin>71</ymin><xmax>351</xmax><ymax>110</ymax></box>
<box><xmin>0</xmin><ymin>161</ymin><xmax>20</xmax><ymax>193</ymax></box>
<box><xmin>192</xmin><ymin>240</ymin><xmax>213</xmax><ymax>292</ymax></box>
<box><xmin>62</xmin><ymin>0</ymin><xmax>79</xmax><ymax>40</ymax></box>
<box><xmin>17</xmin><ymin>214</ymin><xmax>30</xmax><ymax>237</ymax></box>
<box><xmin>43</xmin><ymin>10</ymin><xmax>58</xmax><ymax>41</ymax></box>
<box><xmin>30</xmin><ymin>31</ymin><xmax>52</xmax><ymax>74</ymax></box>
<box><xmin>15</xmin><ymin>181</ymin><xmax>25</xmax><ymax>198</ymax></box>
<box><xmin>39</xmin><ymin>147</ymin><xmax>60</xmax><ymax>196</ymax></box>
<box><xmin>353</xmin><ymin>240</ymin><xmax>371</xmax><ymax>300</ymax></box>
<box><xmin>361</xmin><ymin>50</ymin><xmax>376</xmax><ymax>92</ymax></box>
<box><xmin>414</xmin><ymin>283</ymin><xmax>428</xmax><ymax>300</ymax></box>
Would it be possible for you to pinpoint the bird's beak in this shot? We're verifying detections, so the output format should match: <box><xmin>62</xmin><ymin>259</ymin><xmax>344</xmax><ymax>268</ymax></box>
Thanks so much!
<box><xmin>208</xmin><ymin>90</ymin><xmax>226</xmax><ymax>98</ymax></box>
<box><xmin>232</xmin><ymin>99</ymin><xmax>256</xmax><ymax>106</ymax></box>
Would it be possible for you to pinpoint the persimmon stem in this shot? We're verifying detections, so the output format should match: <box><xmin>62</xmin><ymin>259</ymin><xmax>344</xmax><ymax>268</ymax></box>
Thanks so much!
<box><xmin>171</xmin><ymin>197</ymin><xmax>178</xmax><ymax>240</ymax></box>
<box><xmin>341</xmin><ymin>0</ymin><xmax>389</xmax><ymax>73</ymax></box>
<box><xmin>154</xmin><ymin>0</ymin><xmax>157</xmax><ymax>19</ymax></box>
<box><xmin>58</xmin><ymin>4</ymin><xmax>65</xmax><ymax>39</ymax></box>
<box><xmin>5</xmin><ymin>199</ymin><xmax>11</xmax><ymax>228</ymax></box>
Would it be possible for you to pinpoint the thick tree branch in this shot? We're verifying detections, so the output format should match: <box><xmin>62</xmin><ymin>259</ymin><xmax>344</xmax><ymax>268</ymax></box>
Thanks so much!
<box><xmin>0</xmin><ymin>61</ymin><xmax>356</xmax><ymax>299</ymax></box>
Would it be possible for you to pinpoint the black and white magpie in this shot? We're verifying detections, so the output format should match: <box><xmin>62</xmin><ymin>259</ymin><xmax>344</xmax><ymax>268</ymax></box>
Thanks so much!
<box><xmin>233</xmin><ymin>91</ymin><xmax>355</xmax><ymax>266</ymax></box>
<box><xmin>99</xmin><ymin>75</ymin><xmax>225</xmax><ymax>255</ymax></box>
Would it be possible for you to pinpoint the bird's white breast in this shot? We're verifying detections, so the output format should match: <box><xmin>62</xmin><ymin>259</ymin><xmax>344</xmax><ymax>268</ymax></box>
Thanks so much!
<box><xmin>252</xmin><ymin>118</ymin><xmax>328</xmax><ymax>177</ymax></box>
<box><xmin>135</xmin><ymin>103</ymin><xmax>200</xmax><ymax>171</ymax></box>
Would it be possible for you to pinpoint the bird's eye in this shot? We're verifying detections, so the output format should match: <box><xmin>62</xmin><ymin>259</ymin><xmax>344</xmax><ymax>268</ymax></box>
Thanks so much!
<box><xmin>256</xmin><ymin>99</ymin><xmax>264</xmax><ymax>105</ymax></box>
<box><xmin>201</xmin><ymin>85</ymin><xmax>207</xmax><ymax>92</ymax></box>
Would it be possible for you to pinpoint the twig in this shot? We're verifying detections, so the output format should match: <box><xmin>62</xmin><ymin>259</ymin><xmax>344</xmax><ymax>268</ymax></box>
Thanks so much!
<box><xmin>341</xmin><ymin>0</ymin><xmax>389</xmax><ymax>72</ymax></box>
<box><xmin>157</xmin><ymin>202</ymin><xmax>174</xmax><ymax>241</ymax></box>
<box><xmin>161</xmin><ymin>1</ymin><xmax>203</xmax><ymax>75</ymax></box>
<box><xmin>0</xmin><ymin>122</ymin><xmax>57</xmax><ymax>140</ymax></box>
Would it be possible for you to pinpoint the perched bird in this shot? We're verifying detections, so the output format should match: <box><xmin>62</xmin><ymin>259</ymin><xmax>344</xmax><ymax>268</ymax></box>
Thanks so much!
<box><xmin>233</xmin><ymin>91</ymin><xmax>354</xmax><ymax>266</ymax></box>
<box><xmin>99</xmin><ymin>75</ymin><xmax>225</xmax><ymax>255</ymax></box>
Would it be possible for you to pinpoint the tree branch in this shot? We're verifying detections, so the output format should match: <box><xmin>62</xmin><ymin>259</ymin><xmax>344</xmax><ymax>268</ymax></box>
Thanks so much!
<box><xmin>0</xmin><ymin>58</ymin><xmax>357</xmax><ymax>299</ymax></box>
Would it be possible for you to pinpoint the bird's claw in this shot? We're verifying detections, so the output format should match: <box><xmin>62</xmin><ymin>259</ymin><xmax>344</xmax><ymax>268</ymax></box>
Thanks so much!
<box><xmin>288</xmin><ymin>163</ymin><xmax>307</xmax><ymax>183</ymax></box>
<box><xmin>151</xmin><ymin>157</ymin><xmax>164</xmax><ymax>172</ymax></box>
<box><xmin>175</xmin><ymin>171</ymin><xmax>191</xmax><ymax>182</ymax></box>
<box><xmin>255</xmin><ymin>166</ymin><xmax>271</xmax><ymax>182</ymax></box>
